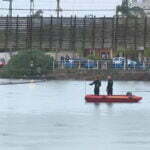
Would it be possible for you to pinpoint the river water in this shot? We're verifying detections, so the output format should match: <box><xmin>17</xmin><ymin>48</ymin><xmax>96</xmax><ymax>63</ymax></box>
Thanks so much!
<box><xmin>0</xmin><ymin>79</ymin><xmax>150</xmax><ymax>150</ymax></box>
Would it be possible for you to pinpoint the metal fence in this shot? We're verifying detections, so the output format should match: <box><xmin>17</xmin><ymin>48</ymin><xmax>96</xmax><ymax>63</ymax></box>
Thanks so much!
<box><xmin>0</xmin><ymin>16</ymin><xmax>150</xmax><ymax>52</ymax></box>
<box><xmin>50</xmin><ymin>60</ymin><xmax>150</xmax><ymax>71</ymax></box>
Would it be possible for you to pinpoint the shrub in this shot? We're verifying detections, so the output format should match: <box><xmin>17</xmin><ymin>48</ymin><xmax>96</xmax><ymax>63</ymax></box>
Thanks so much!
<box><xmin>144</xmin><ymin>48</ymin><xmax>150</xmax><ymax>57</ymax></box>
<box><xmin>86</xmin><ymin>54</ymin><xmax>100</xmax><ymax>60</ymax></box>
<box><xmin>3</xmin><ymin>50</ymin><xmax>54</xmax><ymax>78</ymax></box>
<box><xmin>114</xmin><ymin>48</ymin><xmax>138</xmax><ymax>58</ymax></box>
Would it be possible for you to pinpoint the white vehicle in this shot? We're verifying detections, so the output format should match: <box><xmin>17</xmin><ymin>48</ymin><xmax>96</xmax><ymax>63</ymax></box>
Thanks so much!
<box><xmin>113</xmin><ymin>57</ymin><xmax>137</xmax><ymax>66</ymax></box>
<box><xmin>113</xmin><ymin>57</ymin><xmax>125</xmax><ymax>64</ymax></box>
<box><xmin>127</xmin><ymin>59</ymin><xmax>137</xmax><ymax>66</ymax></box>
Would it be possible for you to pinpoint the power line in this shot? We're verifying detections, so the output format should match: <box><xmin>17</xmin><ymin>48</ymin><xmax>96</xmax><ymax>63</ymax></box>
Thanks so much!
<box><xmin>0</xmin><ymin>7</ymin><xmax>116</xmax><ymax>12</ymax></box>
<box><xmin>1</xmin><ymin>7</ymin><xmax>150</xmax><ymax>12</ymax></box>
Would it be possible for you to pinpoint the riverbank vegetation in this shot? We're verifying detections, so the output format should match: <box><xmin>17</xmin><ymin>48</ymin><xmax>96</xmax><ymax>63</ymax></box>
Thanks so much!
<box><xmin>0</xmin><ymin>47</ymin><xmax>149</xmax><ymax>80</ymax></box>
<box><xmin>1</xmin><ymin>50</ymin><xmax>53</xmax><ymax>78</ymax></box>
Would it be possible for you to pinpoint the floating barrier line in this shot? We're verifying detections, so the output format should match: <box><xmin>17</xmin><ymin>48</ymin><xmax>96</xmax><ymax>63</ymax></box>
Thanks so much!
<box><xmin>0</xmin><ymin>80</ymin><xmax>46</xmax><ymax>85</ymax></box>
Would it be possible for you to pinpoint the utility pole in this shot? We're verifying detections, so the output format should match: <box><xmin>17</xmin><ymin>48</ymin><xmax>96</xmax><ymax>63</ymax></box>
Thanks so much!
<box><xmin>9</xmin><ymin>0</ymin><xmax>13</xmax><ymax>57</ymax></box>
<box><xmin>56</xmin><ymin>0</ymin><xmax>60</xmax><ymax>18</ymax></box>
<box><xmin>3</xmin><ymin>0</ymin><xmax>13</xmax><ymax>56</ymax></box>
<box><xmin>3</xmin><ymin>0</ymin><xmax>13</xmax><ymax>27</ymax></box>
<box><xmin>30</xmin><ymin>0</ymin><xmax>34</xmax><ymax>16</ymax></box>
<box><xmin>9</xmin><ymin>0</ymin><xmax>13</xmax><ymax>17</ymax></box>
<box><xmin>3</xmin><ymin>0</ymin><xmax>13</xmax><ymax>17</ymax></box>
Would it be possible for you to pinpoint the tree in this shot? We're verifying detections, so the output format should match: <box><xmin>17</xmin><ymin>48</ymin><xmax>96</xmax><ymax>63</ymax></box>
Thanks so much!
<box><xmin>4</xmin><ymin>50</ymin><xmax>53</xmax><ymax>78</ymax></box>
<box><xmin>32</xmin><ymin>9</ymin><xmax>43</xmax><ymax>17</ymax></box>
<box><xmin>116</xmin><ymin>0</ymin><xmax>130</xmax><ymax>16</ymax></box>
<box><xmin>116</xmin><ymin>1</ymin><xmax>145</xmax><ymax>17</ymax></box>
<box><xmin>144</xmin><ymin>48</ymin><xmax>150</xmax><ymax>57</ymax></box>
<box><xmin>130</xmin><ymin>7</ymin><xmax>145</xmax><ymax>17</ymax></box>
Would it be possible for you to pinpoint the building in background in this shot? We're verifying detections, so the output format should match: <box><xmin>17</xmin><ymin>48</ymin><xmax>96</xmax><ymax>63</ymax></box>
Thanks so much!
<box><xmin>84</xmin><ymin>48</ymin><xmax>113</xmax><ymax>59</ymax></box>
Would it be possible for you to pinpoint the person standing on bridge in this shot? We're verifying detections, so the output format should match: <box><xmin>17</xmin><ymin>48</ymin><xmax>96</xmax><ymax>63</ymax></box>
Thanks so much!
<box><xmin>90</xmin><ymin>76</ymin><xmax>101</xmax><ymax>95</ymax></box>
<box><xmin>107</xmin><ymin>75</ymin><xmax>113</xmax><ymax>95</ymax></box>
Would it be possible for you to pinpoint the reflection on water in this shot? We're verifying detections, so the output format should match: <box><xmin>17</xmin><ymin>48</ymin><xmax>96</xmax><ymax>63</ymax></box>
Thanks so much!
<box><xmin>0</xmin><ymin>80</ymin><xmax>150</xmax><ymax>150</ymax></box>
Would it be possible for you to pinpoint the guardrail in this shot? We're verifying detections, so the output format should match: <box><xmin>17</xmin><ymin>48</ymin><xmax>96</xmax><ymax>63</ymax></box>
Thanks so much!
<box><xmin>49</xmin><ymin>60</ymin><xmax>150</xmax><ymax>71</ymax></box>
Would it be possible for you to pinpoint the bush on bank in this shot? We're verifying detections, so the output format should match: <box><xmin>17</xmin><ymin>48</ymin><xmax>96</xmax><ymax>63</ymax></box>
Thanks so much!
<box><xmin>86</xmin><ymin>54</ymin><xmax>100</xmax><ymax>60</ymax></box>
<box><xmin>144</xmin><ymin>48</ymin><xmax>150</xmax><ymax>57</ymax></box>
<box><xmin>2</xmin><ymin>50</ymin><xmax>54</xmax><ymax>78</ymax></box>
<box><xmin>114</xmin><ymin>48</ymin><xmax>138</xmax><ymax>58</ymax></box>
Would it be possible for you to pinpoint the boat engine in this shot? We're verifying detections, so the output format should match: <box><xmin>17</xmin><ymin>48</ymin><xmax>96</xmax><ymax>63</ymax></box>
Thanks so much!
<box><xmin>126</xmin><ymin>92</ymin><xmax>132</xmax><ymax>96</ymax></box>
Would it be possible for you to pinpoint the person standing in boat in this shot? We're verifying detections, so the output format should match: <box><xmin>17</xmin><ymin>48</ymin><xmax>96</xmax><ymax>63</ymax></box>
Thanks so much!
<box><xmin>90</xmin><ymin>76</ymin><xmax>101</xmax><ymax>95</ymax></box>
<box><xmin>107</xmin><ymin>75</ymin><xmax>113</xmax><ymax>95</ymax></box>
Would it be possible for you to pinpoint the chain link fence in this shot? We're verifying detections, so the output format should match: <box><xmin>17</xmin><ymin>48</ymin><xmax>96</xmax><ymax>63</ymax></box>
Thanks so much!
<box><xmin>0</xmin><ymin>16</ymin><xmax>149</xmax><ymax>52</ymax></box>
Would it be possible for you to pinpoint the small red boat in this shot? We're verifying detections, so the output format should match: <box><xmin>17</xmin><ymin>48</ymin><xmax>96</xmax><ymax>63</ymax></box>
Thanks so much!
<box><xmin>85</xmin><ymin>95</ymin><xmax>142</xmax><ymax>103</ymax></box>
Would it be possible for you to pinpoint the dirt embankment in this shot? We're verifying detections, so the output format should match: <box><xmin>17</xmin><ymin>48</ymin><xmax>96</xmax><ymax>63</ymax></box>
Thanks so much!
<box><xmin>46</xmin><ymin>69</ymin><xmax>150</xmax><ymax>81</ymax></box>
<box><xmin>1</xmin><ymin>69</ymin><xmax>150</xmax><ymax>81</ymax></box>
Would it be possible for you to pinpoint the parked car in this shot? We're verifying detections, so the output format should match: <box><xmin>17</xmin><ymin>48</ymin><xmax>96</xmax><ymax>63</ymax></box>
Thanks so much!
<box><xmin>112</xmin><ymin>57</ymin><xmax>124</xmax><ymax>68</ymax></box>
<box><xmin>127</xmin><ymin>59</ymin><xmax>137</xmax><ymax>67</ymax></box>
<box><xmin>82</xmin><ymin>60</ymin><xmax>97</xmax><ymax>68</ymax></box>
<box><xmin>112</xmin><ymin>57</ymin><xmax>141</xmax><ymax>69</ymax></box>
<box><xmin>63</xmin><ymin>59</ymin><xmax>78</xmax><ymax>68</ymax></box>
<box><xmin>113</xmin><ymin>57</ymin><xmax>125</xmax><ymax>64</ymax></box>
<box><xmin>63</xmin><ymin>58</ymin><xmax>97</xmax><ymax>69</ymax></box>
<box><xmin>0</xmin><ymin>58</ymin><xmax>6</xmax><ymax>67</ymax></box>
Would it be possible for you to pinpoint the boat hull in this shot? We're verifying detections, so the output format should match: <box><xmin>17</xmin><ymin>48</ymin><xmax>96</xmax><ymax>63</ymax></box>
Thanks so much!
<box><xmin>85</xmin><ymin>95</ymin><xmax>142</xmax><ymax>103</ymax></box>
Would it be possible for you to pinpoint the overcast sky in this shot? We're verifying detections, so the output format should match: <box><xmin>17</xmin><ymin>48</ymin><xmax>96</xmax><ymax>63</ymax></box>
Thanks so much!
<box><xmin>0</xmin><ymin>0</ymin><xmax>122</xmax><ymax>17</ymax></box>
